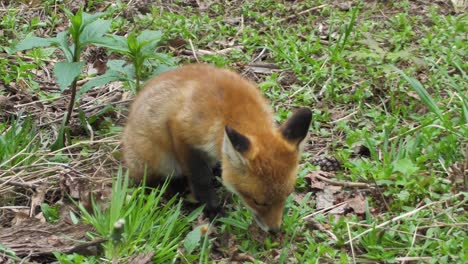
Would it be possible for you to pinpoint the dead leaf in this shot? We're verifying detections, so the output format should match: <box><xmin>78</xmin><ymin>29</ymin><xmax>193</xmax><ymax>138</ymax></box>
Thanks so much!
<box><xmin>196</xmin><ymin>0</ymin><xmax>212</xmax><ymax>11</ymax></box>
<box><xmin>30</xmin><ymin>184</ymin><xmax>47</xmax><ymax>217</ymax></box>
<box><xmin>328</xmin><ymin>203</ymin><xmax>347</xmax><ymax>215</ymax></box>
<box><xmin>305</xmin><ymin>170</ymin><xmax>341</xmax><ymax>191</ymax></box>
<box><xmin>167</xmin><ymin>37</ymin><xmax>187</xmax><ymax>50</ymax></box>
<box><xmin>11</xmin><ymin>208</ymin><xmax>31</xmax><ymax>226</ymax></box>
<box><xmin>230</xmin><ymin>252</ymin><xmax>256</xmax><ymax>263</ymax></box>
<box><xmin>451</xmin><ymin>0</ymin><xmax>467</xmax><ymax>13</ymax></box>
<box><xmin>34</xmin><ymin>212</ymin><xmax>47</xmax><ymax>223</ymax></box>
<box><xmin>346</xmin><ymin>194</ymin><xmax>366</xmax><ymax>215</ymax></box>
<box><xmin>0</xmin><ymin>95</ymin><xmax>14</xmax><ymax>112</ymax></box>
<box><xmin>315</xmin><ymin>189</ymin><xmax>335</xmax><ymax>209</ymax></box>
<box><xmin>127</xmin><ymin>251</ymin><xmax>155</xmax><ymax>264</ymax></box>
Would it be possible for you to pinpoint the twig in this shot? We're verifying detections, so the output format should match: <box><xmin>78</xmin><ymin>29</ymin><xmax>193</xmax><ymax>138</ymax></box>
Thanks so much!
<box><xmin>302</xmin><ymin>201</ymin><xmax>347</xmax><ymax>221</ymax></box>
<box><xmin>279</xmin><ymin>4</ymin><xmax>328</xmax><ymax>22</ymax></box>
<box><xmin>329</xmin><ymin>110</ymin><xmax>358</xmax><ymax>124</ymax></box>
<box><xmin>345</xmin><ymin>193</ymin><xmax>465</xmax><ymax>244</ymax></box>
<box><xmin>315</xmin><ymin>174</ymin><xmax>370</xmax><ymax>188</ymax></box>
<box><xmin>188</xmin><ymin>39</ymin><xmax>199</xmax><ymax>63</ymax></box>
<box><xmin>0</xmin><ymin>178</ymin><xmax>38</xmax><ymax>189</ymax></box>
<box><xmin>394</xmin><ymin>256</ymin><xmax>432</xmax><ymax>263</ymax></box>
<box><xmin>347</xmin><ymin>222</ymin><xmax>356</xmax><ymax>264</ymax></box>
<box><xmin>305</xmin><ymin>218</ymin><xmax>338</xmax><ymax>241</ymax></box>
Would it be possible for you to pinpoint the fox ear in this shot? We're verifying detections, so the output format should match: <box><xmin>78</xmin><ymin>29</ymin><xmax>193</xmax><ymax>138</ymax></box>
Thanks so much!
<box><xmin>280</xmin><ymin>108</ymin><xmax>312</xmax><ymax>147</ymax></box>
<box><xmin>223</xmin><ymin>126</ymin><xmax>250</xmax><ymax>168</ymax></box>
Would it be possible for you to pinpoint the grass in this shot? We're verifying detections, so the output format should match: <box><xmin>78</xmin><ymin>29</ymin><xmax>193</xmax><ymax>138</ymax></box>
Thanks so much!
<box><xmin>0</xmin><ymin>0</ymin><xmax>467</xmax><ymax>263</ymax></box>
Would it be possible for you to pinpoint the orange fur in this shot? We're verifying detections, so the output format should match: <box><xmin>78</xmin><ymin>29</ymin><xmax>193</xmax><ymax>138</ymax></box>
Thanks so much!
<box><xmin>122</xmin><ymin>64</ymin><xmax>310</xmax><ymax>232</ymax></box>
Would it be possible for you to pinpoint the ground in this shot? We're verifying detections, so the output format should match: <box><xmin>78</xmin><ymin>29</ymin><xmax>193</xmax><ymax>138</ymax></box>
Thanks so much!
<box><xmin>0</xmin><ymin>0</ymin><xmax>467</xmax><ymax>263</ymax></box>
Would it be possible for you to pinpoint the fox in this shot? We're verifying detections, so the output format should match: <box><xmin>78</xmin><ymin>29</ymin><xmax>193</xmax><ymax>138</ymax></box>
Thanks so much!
<box><xmin>122</xmin><ymin>64</ymin><xmax>312</xmax><ymax>233</ymax></box>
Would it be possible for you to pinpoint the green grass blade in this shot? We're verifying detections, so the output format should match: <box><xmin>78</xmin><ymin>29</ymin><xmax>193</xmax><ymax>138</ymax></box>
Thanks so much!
<box><xmin>391</xmin><ymin>65</ymin><xmax>443</xmax><ymax>120</ymax></box>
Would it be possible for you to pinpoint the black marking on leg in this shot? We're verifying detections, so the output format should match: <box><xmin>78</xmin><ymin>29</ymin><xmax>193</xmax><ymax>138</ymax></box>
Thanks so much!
<box><xmin>187</xmin><ymin>146</ymin><xmax>221</xmax><ymax>219</ymax></box>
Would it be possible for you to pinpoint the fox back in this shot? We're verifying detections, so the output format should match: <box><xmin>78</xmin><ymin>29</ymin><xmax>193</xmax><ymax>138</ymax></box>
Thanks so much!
<box><xmin>122</xmin><ymin>64</ymin><xmax>311</xmax><ymax>232</ymax></box>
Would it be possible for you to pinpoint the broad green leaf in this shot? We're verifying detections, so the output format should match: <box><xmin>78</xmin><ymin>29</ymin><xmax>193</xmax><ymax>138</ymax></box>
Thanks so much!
<box><xmin>94</xmin><ymin>35</ymin><xmax>129</xmax><ymax>53</ymax></box>
<box><xmin>69</xmin><ymin>10</ymin><xmax>83</xmax><ymax>39</ymax></box>
<box><xmin>107</xmin><ymin>60</ymin><xmax>127</xmax><ymax>71</ymax></box>
<box><xmin>77</xmin><ymin>70</ymin><xmax>122</xmax><ymax>99</ymax></box>
<box><xmin>392</xmin><ymin>158</ymin><xmax>419</xmax><ymax>176</ymax></box>
<box><xmin>107</xmin><ymin>60</ymin><xmax>135</xmax><ymax>80</ymax></box>
<box><xmin>183</xmin><ymin>225</ymin><xmax>203</xmax><ymax>254</ymax></box>
<box><xmin>149</xmin><ymin>52</ymin><xmax>175</xmax><ymax>65</ymax></box>
<box><xmin>54</xmin><ymin>61</ymin><xmax>85</xmax><ymax>91</ymax></box>
<box><xmin>80</xmin><ymin>19</ymin><xmax>111</xmax><ymax>44</ymax></box>
<box><xmin>127</xmin><ymin>32</ymin><xmax>138</xmax><ymax>53</ymax></box>
<box><xmin>13</xmin><ymin>36</ymin><xmax>56</xmax><ymax>52</ymax></box>
<box><xmin>82</xmin><ymin>11</ymin><xmax>104</xmax><ymax>25</ymax></box>
<box><xmin>55</xmin><ymin>32</ymin><xmax>73</xmax><ymax>62</ymax></box>
<box><xmin>139</xmin><ymin>30</ymin><xmax>163</xmax><ymax>54</ymax></box>
<box><xmin>391</xmin><ymin>66</ymin><xmax>443</xmax><ymax>120</ymax></box>
<box><xmin>137</xmin><ymin>30</ymin><xmax>162</xmax><ymax>43</ymax></box>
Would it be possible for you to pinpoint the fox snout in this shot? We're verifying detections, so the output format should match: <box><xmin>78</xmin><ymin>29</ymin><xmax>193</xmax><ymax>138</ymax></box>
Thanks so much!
<box><xmin>250</xmin><ymin>202</ymin><xmax>285</xmax><ymax>234</ymax></box>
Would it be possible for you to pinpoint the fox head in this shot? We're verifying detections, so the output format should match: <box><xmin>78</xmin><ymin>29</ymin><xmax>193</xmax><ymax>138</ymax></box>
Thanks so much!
<box><xmin>221</xmin><ymin>108</ymin><xmax>312</xmax><ymax>233</ymax></box>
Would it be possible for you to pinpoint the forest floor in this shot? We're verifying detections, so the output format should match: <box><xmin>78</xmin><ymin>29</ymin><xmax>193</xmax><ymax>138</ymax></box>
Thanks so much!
<box><xmin>0</xmin><ymin>0</ymin><xmax>466</xmax><ymax>263</ymax></box>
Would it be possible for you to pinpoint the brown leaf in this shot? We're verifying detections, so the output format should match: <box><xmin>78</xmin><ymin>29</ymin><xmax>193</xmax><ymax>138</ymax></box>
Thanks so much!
<box><xmin>167</xmin><ymin>37</ymin><xmax>187</xmax><ymax>50</ymax></box>
<box><xmin>30</xmin><ymin>184</ymin><xmax>47</xmax><ymax>217</ymax></box>
<box><xmin>346</xmin><ymin>194</ymin><xmax>366</xmax><ymax>215</ymax></box>
<box><xmin>315</xmin><ymin>189</ymin><xmax>335</xmax><ymax>209</ymax></box>
<box><xmin>305</xmin><ymin>171</ymin><xmax>341</xmax><ymax>191</ymax></box>
<box><xmin>196</xmin><ymin>0</ymin><xmax>212</xmax><ymax>11</ymax></box>
<box><xmin>127</xmin><ymin>251</ymin><xmax>155</xmax><ymax>264</ymax></box>
<box><xmin>230</xmin><ymin>252</ymin><xmax>256</xmax><ymax>263</ymax></box>
<box><xmin>11</xmin><ymin>208</ymin><xmax>31</xmax><ymax>226</ymax></box>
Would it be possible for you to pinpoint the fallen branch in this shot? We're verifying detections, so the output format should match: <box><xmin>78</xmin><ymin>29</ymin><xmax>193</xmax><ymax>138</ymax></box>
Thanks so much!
<box><xmin>315</xmin><ymin>174</ymin><xmax>370</xmax><ymax>188</ymax></box>
<box><xmin>395</xmin><ymin>256</ymin><xmax>432</xmax><ymax>263</ymax></box>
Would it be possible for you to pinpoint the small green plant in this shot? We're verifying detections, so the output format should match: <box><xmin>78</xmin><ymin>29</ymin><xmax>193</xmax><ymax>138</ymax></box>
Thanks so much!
<box><xmin>93</xmin><ymin>30</ymin><xmax>175</xmax><ymax>92</ymax></box>
<box><xmin>40</xmin><ymin>203</ymin><xmax>60</xmax><ymax>223</ymax></box>
<box><xmin>78</xmin><ymin>169</ymin><xmax>202</xmax><ymax>262</ymax></box>
<box><xmin>52</xmin><ymin>252</ymin><xmax>98</xmax><ymax>264</ymax></box>
<box><xmin>0</xmin><ymin>115</ymin><xmax>39</xmax><ymax>168</ymax></box>
<box><xmin>12</xmin><ymin>8</ymin><xmax>112</xmax><ymax>148</ymax></box>
<box><xmin>12</xmin><ymin>8</ymin><xmax>175</xmax><ymax>148</ymax></box>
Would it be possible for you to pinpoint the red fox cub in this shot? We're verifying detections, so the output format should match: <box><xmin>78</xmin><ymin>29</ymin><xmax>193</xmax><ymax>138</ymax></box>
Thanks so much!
<box><xmin>122</xmin><ymin>64</ymin><xmax>311</xmax><ymax>233</ymax></box>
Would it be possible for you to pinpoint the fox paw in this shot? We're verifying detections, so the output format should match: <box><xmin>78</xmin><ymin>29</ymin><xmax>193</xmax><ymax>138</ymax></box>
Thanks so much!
<box><xmin>204</xmin><ymin>205</ymin><xmax>225</xmax><ymax>220</ymax></box>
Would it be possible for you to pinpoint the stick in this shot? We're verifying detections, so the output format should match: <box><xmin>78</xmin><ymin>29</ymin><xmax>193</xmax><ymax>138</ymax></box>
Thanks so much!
<box><xmin>315</xmin><ymin>174</ymin><xmax>370</xmax><ymax>188</ymax></box>
<box><xmin>188</xmin><ymin>39</ymin><xmax>199</xmax><ymax>63</ymax></box>
<box><xmin>279</xmin><ymin>4</ymin><xmax>328</xmax><ymax>22</ymax></box>
<box><xmin>302</xmin><ymin>201</ymin><xmax>347</xmax><ymax>221</ymax></box>
<box><xmin>306</xmin><ymin>219</ymin><xmax>338</xmax><ymax>241</ymax></box>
